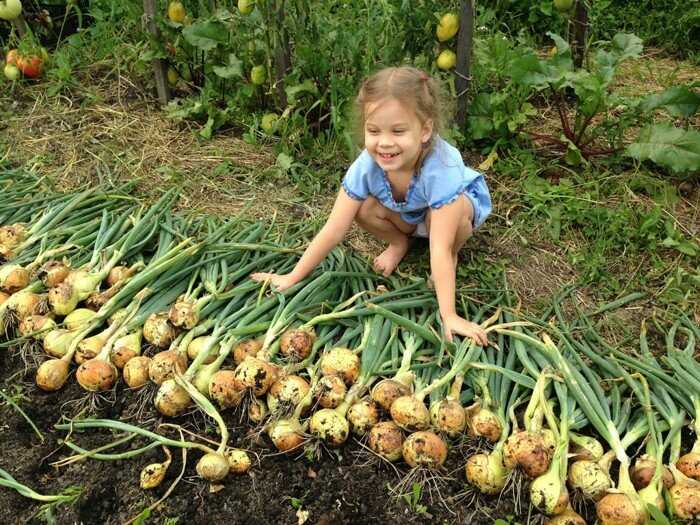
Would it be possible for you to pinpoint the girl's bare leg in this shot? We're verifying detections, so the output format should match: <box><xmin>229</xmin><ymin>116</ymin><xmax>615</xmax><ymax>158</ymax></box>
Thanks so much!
<box><xmin>425</xmin><ymin>195</ymin><xmax>474</xmax><ymax>287</ymax></box>
<box><xmin>355</xmin><ymin>197</ymin><xmax>416</xmax><ymax>276</ymax></box>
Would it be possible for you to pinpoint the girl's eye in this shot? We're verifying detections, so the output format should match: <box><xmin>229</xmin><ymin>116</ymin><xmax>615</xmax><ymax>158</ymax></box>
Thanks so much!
<box><xmin>394</xmin><ymin>130</ymin><xmax>405</xmax><ymax>134</ymax></box>
<box><xmin>367</xmin><ymin>129</ymin><xmax>379</xmax><ymax>135</ymax></box>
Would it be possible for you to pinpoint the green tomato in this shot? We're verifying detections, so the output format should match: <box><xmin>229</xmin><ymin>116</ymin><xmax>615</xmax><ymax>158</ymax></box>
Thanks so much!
<box><xmin>0</xmin><ymin>0</ymin><xmax>23</xmax><ymax>21</ymax></box>
<box><xmin>3</xmin><ymin>63</ymin><xmax>20</xmax><ymax>81</ymax></box>
<box><xmin>261</xmin><ymin>113</ymin><xmax>279</xmax><ymax>134</ymax></box>
<box><xmin>250</xmin><ymin>65</ymin><xmax>266</xmax><ymax>85</ymax></box>
<box><xmin>436</xmin><ymin>50</ymin><xmax>456</xmax><ymax>70</ymax></box>
<box><xmin>238</xmin><ymin>0</ymin><xmax>254</xmax><ymax>15</ymax></box>
<box><xmin>553</xmin><ymin>0</ymin><xmax>575</xmax><ymax>12</ymax></box>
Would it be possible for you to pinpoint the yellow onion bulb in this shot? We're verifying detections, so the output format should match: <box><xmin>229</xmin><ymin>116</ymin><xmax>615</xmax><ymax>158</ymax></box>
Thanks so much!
<box><xmin>402</xmin><ymin>431</ymin><xmax>448</xmax><ymax>469</ymax></box>
<box><xmin>154</xmin><ymin>379</ymin><xmax>191</xmax><ymax>417</ymax></box>
<box><xmin>48</xmin><ymin>281</ymin><xmax>79</xmax><ymax>316</ymax></box>
<box><xmin>106</xmin><ymin>265</ymin><xmax>130</xmax><ymax>287</ymax></box>
<box><xmin>63</xmin><ymin>308</ymin><xmax>97</xmax><ymax>331</ymax></box>
<box><xmin>233</xmin><ymin>338</ymin><xmax>263</xmax><ymax>365</ymax></box>
<box><xmin>148</xmin><ymin>350</ymin><xmax>187</xmax><ymax>385</ymax></box>
<box><xmin>168</xmin><ymin>295</ymin><xmax>199</xmax><ymax>329</ymax></box>
<box><xmin>267</xmin><ymin>375</ymin><xmax>310</xmax><ymax>414</ymax></box>
<box><xmin>248</xmin><ymin>398</ymin><xmax>268</xmax><ymax>423</ymax></box>
<box><xmin>0</xmin><ymin>264</ymin><xmax>29</xmax><ymax>293</ymax></box>
<box><xmin>390</xmin><ymin>395</ymin><xmax>430</xmax><ymax>432</ymax></box>
<box><xmin>677</xmin><ymin>452</ymin><xmax>700</xmax><ymax>482</ymax></box>
<box><xmin>315</xmin><ymin>374</ymin><xmax>346</xmax><ymax>409</ymax></box>
<box><xmin>371</xmin><ymin>378</ymin><xmax>411</xmax><ymax>412</ymax></box>
<box><xmin>76</xmin><ymin>358</ymin><xmax>118</xmax><ymax>391</ymax></box>
<box><xmin>596</xmin><ymin>491</ymin><xmax>647</xmax><ymax>525</ymax></box>
<box><xmin>347</xmin><ymin>400</ymin><xmax>379</xmax><ymax>437</ymax></box>
<box><xmin>196</xmin><ymin>452</ymin><xmax>230</xmax><ymax>482</ymax></box>
<box><xmin>309</xmin><ymin>408</ymin><xmax>349</xmax><ymax>447</ymax></box>
<box><xmin>570</xmin><ymin>435</ymin><xmax>605</xmax><ymax>461</ymax></box>
<box><xmin>74</xmin><ymin>332</ymin><xmax>108</xmax><ymax>365</ymax></box>
<box><xmin>0</xmin><ymin>224</ymin><xmax>26</xmax><ymax>248</ymax></box>
<box><xmin>544</xmin><ymin>507</ymin><xmax>587</xmax><ymax>525</ymax></box>
<box><xmin>186</xmin><ymin>335</ymin><xmax>219</xmax><ymax>364</ymax></box>
<box><xmin>123</xmin><ymin>356</ymin><xmax>152</xmax><ymax>388</ymax></box>
<box><xmin>38</xmin><ymin>260</ymin><xmax>70</xmax><ymax>288</ymax></box>
<box><xmin>10</xmin><ymin>291</ymin><xmax>46</xmax><ymax>319</ymax></box>
<box><xmin>140</xmin><ymin>461</ymin><xmax>169</xmax><ymax>489</ymax></box>
<box><xmin>43</xmin><ymin>329</ymin><xmax>75</xmax><ymax>358</ymax></box>
<box><xmin>209</xmin><ymin>370</ymin><xmax>244</xmax><ymax>409</ymax></box>
<box><xmin>530</xmin><ymin>473</ymin><xmax>570</xmax><ymax>515</ymax></box>
<box><xmin>320</xmin><ymin>347</ymin><xmax>360</xmax><ymax>385</ymax></box>
<box><xmin>143</xmin><ymin>313</ymin><xmax>179</xmax><ymax>349</ymax></box>
<box><xmin>368</xmin><ymin>421</ymin><xmax>404</xmax><ymax>462</ymax></box>
<box><xmin>503</xmin><ymin>430</ymin><xmax>552</xmax><ymax>478</ymax></box>
<box><xmin>567</xmin><ymin>459</ymin><xmax>612</xmax><ymax>501</ymax></box>
<box><xmin>669</xmin><ymin>478</ymin><xmax>700</xmax><ymax>520</ymax></box>
<box><xmin>631</xmin><ymin>454</ymin><xmax>674</xmax><ymax>490</ymax></box>
<box><xmin>36</xmin><ymin>358</ymin><xmax>71</xmax><ymax>391</ymax></box>
<box><xmin>225</xmin><ymin>449</ymin><xmax>252</xmax><ymax>474</ymax></box>
<box><xmin>19</xmin><ymin>315</ymin><xmax>56</xmax><ymax>339</ymax></box>
<box><xmin>430</xmin><ymin>399</ymin><xmax>466</xmax><ymax>438</ymax></box>
<box><xmin>268</xmin><ymin>418</ymin><xmax>305</xmax><ymax>453</ymax></box>
<box><xmin>279</xmin><ymin>328</ymin><xmax>316</xmax><ymax>360</ymax></box>
<box><xmin>465</xmin><ymin>450</ymin><xmax>508</xmax><ymax>495</ymax></box>
<box><xmin>0</xmin><ymin>291</ymin><xmax>9</xmax><ymax>305</ymax></box>
<box><xmin>111</xmin><ymin>331</ymin><xmax>142</xmax><ymax>369</ymax></box>
<box><xmin>232</xmin><ymin>356</ymin><xmax>278</xmax><ymax>396</ymax></box>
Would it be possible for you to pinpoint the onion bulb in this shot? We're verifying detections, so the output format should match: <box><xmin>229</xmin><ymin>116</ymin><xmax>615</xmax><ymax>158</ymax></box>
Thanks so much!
<box><xmin>544</xmin><ymin>506</ymin><xmax>586</xmax><ymax>525</ymax></box>
<box><xmin>596</xmin><ymin>491</ymin><xmax>647</xmax><ymax>525</ymax></box>
<box><xmin>232</xmin><ymin>356</ymin><xmax>278</xmax><ymax>396</ymax></box>
<box><xmin>233</xmin><ymin>338</ymin><xmax>262</xmax><ymax>365</ymax></box>
<box><xmin>64</xmin><ymin>308</ymin><xmax>97</xmax><ymax>331</ymax></box>
<box><xmin>320</xmin><ymin>347</ymin><xmax>360</xmax><ymax>385</ymax></box>
<box><xmin>430</xmin><ymin>398</ymin><xmax>466</xmax><ymax>438</ymax></box>
<box><xmin>209</xmin><ymin>370</ymin><xmax>244</xmax><ymax>409</ymax></box>
<box><xmin>76</xmin><ymin>358</ymin><xmax>118</xmax><ymax>391</ymax></box>
<box><xmin>43</xmin><ymin>329</ymin><xmax>75</xmax><ymax>358</ymax></box>
<box><xmin>402</xmin><ymin>431</ymin><xmax>447</xmax><ymax>469</ymax></box>
<box><xmin>36</xmin><ymin>358</ymin><xmax>71</xmax><ymax>391</ymax></box>
<box><xmin>503</xmin><ymin>430</ymin><xmax>552</xmax><ymax>478</ymax></box>
<box><xmin>465</xmin><ymin>448</ymin><xmax>508</xmax><ymax>495</ymax></box>
<box><xmin>0</xmin><ymin>264</ymin><xmax>29</xmax><ymax>293</ymax></box>
<box><xmin>570</xmin><ymin>434</ymin><xmax>605</xmax><ymax>461</ymax></box>
<box><xmin>196</xmin><ymin>452</ymin><xmax>229</xmax><ymax>482</ymax></box>
<box><xmin>309</xmin><ymin>408</ymin><xmax>349</xmax><ymax>447</ymax></box>
<box><xmin>268</xmin><ymin>418</ymin><xmax>305</xmax><ymax>453</ymax></box>
<box><xmin>371</xmin><ymin>377</ymin><xmax>412</xmax><ymax>412</ymax></box>
<box><xmin>631</xmin><ymin>454</ymin><xmax>674</xmax><ymax>490</ymax></box>
<box><xmin>140</xmin><ymin>449</ymin><xmax>171</xmax><ymax>489</ymax></box>
<box><xmin>248</xmin><ymin>398</ymin><xmax>268</xmax><ymax>423</ymax></box>
<box><xmin>143</xmin><ymin>313</ymin><xmax>179</xmax><ymax>349</ymax></box>
<box><xmin>168</xmin><ymin>295</ymin><xmax>198</xmax><ymax>329</ymax></box>
<box><xmin>677</xmin><ymin>451</ymin><xmax>700</xmax><ymax>481</ymax></box>
<box><xmin>347</xmin><ymin>399</ymin><xmax>379</xmax><ymax>437</ymax></box>
<box><xmin>0</xmin><ymin>291</ymin><xmax>8</xmax><ymax>305</ymax></box>
<box><xmin>154</xmin><ymin>379</ymin><xmax>191</xmax><ymax>417</ymax></box>
<box><xmin>567</xmin><ymin>459</ymin><xmax>612</xmax><ymax>501</ymax></box>
<box><xmin>148</xmin><ymin>350</ymin><xmax>187</xmax><ymax>385</ymax></box>
<box><xmin>111</xmin><ymin>331</ymin><xmax>142</xmax><ymax>369</ymax></box>
<box><xmin>267</xmin><ymin>375</ymin><xmax>310</xmax><ymax>414</ymax></box>
<box><xmin>123</xmin><ymin>356</ymin><xmax>151</xmax><ymax>388</ymax></box>
<box><xmin>279</xmin><ymin>328</ymin><xmax>316</xmax><ymax>360</ymax></box>
<box><xmin>19</xmin><ymin>315</ymin><xmax>56</xmax><ymax>338</ymax></box>
<box><xmin>186</xmin><ymin>336</ymin><xmax>219</xmax><ymax>364</ymax></box>
<box><xmin>37</xmin><ymin>260</ymin><xmax>70</xmax><ymax>288</ymax></box>
<box><xmin>669</xmin><ymin>475</ymin><xmax>700</xmax><ymax>520</ymax></box>
<box><xmin>315</xmin><ymin>375</ymin><xmax>346</xmax><ymax>409</ymax></box>
<box><xmin>390</xmin><ymin>395</ymin><xmax>430</xmax><ymax>432</ymax></box>
<box><xmin>368</xmin><ymin>421</ymin><xmax>404</xmax><ymax>462</ymax></box>
<box><xmin>530</xmin><ymin>471</ymin><xmax>569</xmax><ymax>515</ymax></box>
<box><xmin>225</xmin><ymin>449</ymin><xmax>252</xmax><ymax>474</ymax></box>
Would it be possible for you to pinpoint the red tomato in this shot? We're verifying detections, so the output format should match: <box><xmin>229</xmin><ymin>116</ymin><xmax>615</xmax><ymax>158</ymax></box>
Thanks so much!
<box><xmin>17</xmin><ymin>55</ymin><xmax>43</xmax><ymax>78</ymax></box>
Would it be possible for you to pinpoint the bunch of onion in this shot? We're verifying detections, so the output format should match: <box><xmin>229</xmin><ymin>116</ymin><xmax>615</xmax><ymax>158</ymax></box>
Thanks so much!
<box><xmin>0</xmin><ymin>281</ymin><xmax>47</xmax><ymax>336</ymax></box>
<box><xmin>84</xmin><ymin>261</ymin><xmax>144</xmax><ymax>311</ymax></box>
<box><xmin>499</xmin><ymin>329</ymin><xmax>649</xmax><ymax>525</ymax></box>
<box><xmin>36</xmin><ymin>238</ymin><xmax>201</xmax><ymax>391</ymax></box>
<box><xmin>309</xmin><ymin>316</ymin><xmax>395</xmax><ymax>447</ymax></box>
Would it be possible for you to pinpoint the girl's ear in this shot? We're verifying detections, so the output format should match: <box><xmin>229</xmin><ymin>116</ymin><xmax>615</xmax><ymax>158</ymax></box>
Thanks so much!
<box><xmin>421</xmin><ymin>119</ymin><xmax>434</xmax><ymax>144</ymax></box>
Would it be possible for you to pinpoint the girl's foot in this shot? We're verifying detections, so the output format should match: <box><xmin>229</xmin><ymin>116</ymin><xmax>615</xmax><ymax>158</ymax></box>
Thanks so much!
<box><xmin>373</xmin><ymin>239</ymin><xmax>410</xmax><ymax>277</ymax></box>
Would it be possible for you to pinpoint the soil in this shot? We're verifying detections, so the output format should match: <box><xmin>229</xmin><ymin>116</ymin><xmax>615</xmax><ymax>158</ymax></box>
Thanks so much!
<box><xmin>0</xmin><ymin>347</ymin><xmax>528</xmax><ymax>525</ymax></box>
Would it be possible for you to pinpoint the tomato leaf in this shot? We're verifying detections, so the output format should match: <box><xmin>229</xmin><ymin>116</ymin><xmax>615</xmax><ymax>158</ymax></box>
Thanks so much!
<box><xmin>182</xmin><ymin>20</ymin><xmax>229</xmax><ymax>51</ymax></box>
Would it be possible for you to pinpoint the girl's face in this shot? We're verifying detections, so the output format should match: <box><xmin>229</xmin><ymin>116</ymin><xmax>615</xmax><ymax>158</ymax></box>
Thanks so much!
<box><xmin>364</xmin><ymin>98</ymin><xmax>433</xmax><ymax>176</ymax></box>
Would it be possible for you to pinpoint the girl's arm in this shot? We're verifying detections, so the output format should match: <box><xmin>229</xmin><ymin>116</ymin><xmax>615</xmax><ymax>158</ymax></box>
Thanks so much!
<box><xmin>428</xmin><ymin>202</ymin><xmax>488</xmax><ymax>347</ymax></box>
<box><xmin>251</xmin><ymin>188</ymin><xmax>363</xmax><ymax>290</ymax></box>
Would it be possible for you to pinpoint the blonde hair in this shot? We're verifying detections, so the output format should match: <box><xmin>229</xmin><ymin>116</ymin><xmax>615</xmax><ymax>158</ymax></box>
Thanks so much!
<box><xmin>354</xmin><ymin>66</ymin><xmax>449</xmax><ymax>158</ymax></box>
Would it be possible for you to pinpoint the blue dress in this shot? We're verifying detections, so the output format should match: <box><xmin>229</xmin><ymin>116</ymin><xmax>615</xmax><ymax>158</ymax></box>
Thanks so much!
<box><xmin>341</xmin><ymin>137</ymin><xmax>492</xmax><ymax>230</ymax></box>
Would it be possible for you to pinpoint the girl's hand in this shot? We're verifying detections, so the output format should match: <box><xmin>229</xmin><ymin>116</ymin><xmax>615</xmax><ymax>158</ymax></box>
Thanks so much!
<box><xmin>250</xmin><ymin>272</ymin><xmax>297</xmax><ymax>292</ymax></box>
<box><xmin>442</xmin><ymin>314</ymin><xmax>489</xmax><ymax>347</ymax></box>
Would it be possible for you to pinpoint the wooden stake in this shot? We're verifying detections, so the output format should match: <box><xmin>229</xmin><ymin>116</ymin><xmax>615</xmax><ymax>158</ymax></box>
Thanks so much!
<box><xmin>455</xmin><ymin>0</ymin><xmax>475</xmax><ymax>127</ymax></box>
<box><xmin>143</xmin><ymin>0</ymin><xmax>170</xmax><ymax>106</ymax></box>
<box><xmin>571</xmin><ymin>1</ymin><xmax>589</xmax><ymax>68</ymax></box>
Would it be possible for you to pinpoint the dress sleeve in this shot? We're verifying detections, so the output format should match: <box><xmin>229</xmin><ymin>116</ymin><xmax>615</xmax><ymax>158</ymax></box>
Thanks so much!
<box><xmin>341</xmin><ymin>150</ymin><xmax>371</xmax><ymax>201</ymax></box>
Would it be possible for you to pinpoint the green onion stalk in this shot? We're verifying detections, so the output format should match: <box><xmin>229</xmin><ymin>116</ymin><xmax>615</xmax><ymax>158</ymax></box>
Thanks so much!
<box><xmin>497</xmin><ymin>329</ymin><xmax>648</xmax><ymax>525</ymax></box>
<box><xmin>0</xmin><ymin>467</ymin><xmax>81</xmax><ymax>508</ymax></box>
<box><xmin>36</xmin><ymin>239</ymin><xmax>200</xmax><ymax>391</ymax></box>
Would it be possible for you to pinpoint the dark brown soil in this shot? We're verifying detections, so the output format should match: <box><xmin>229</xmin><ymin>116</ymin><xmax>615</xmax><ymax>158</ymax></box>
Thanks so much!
<box><xmin>0</xmin><ymin>347</ymin><xmax>524</xmax><ymax>525</ymax></box>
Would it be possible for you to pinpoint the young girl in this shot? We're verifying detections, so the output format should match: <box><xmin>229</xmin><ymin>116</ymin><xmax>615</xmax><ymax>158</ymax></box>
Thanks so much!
<box><xmin>251</xmin><ymin>66</ymin><xmax>492</xmax><ymax>346</ymax></box>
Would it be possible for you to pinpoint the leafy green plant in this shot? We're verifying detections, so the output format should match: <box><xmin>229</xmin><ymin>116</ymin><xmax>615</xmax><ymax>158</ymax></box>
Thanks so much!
<box><xmin>401</xmin><ymin>482</ymin><xmax>428</xmax><ymax>516</ymax></box>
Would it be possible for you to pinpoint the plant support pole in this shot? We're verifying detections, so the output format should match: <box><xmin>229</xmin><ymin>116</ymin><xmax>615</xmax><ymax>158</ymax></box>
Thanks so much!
<box><xmin>571</xmin><ymin>1</ymin><xmax>589</xmax><ymax>68</ymax></box>
<box><xmin>455</xmin><ymin>0</ymin><xmax>475</xmax><ymax>127</ymax></box>
<box><xmin>143</xmin><ymin>0</ymin><xmax>170</xmax><ymax>106</ymax></box>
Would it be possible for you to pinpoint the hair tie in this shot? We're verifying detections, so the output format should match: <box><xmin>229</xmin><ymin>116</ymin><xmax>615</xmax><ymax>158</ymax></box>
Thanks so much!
<box><xmin>420</xmin><ymin>72</ymin><xmax>429</xmax><ymax>82</ymax></box>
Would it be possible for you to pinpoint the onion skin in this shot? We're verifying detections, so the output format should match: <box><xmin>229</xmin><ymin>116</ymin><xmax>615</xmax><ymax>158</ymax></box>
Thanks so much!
<box><xmin>186</xmin><ymin>336</ymin><xmax>219</xmax><ymax>364</ymax></box>
<box><xmin>596</xmin><ymin>492</ymin><xmax>647</xmax><ymax>525</ymax></box>
<box><xmin>309</xmin><ymin>408</ymin><xmax>349</xmax><ymax>447</ymax></box>
<box><xmin>140</xmin><ymin>462</ymin><xmax>169</xmax><ymax>489</ymax></box>
<box><xmin>677</xmin><ymin>452</ymin><xmax>700</xmax><ymax>482</ymax></box>
<box><xmin>530</xmin><ymin>476</ymin><xmax>569</xmax><ymax>516</ymax></box>
<box><xmin>47</xmin><ymin>281</ymin><xmax>79</xmax><ymax>316</ymax></box>
<box><xmin>315</xmin><ymin>374</ymin><xmax>346</xmax><ymax>409</ymax></box>
<box><xmin>567</xmin><ymin>459</ymin><xmax>612</xmax><ymax>501</ymax></box>
<box><xmin>347</xmin><ymin>400</ymin><xmax>379</xmax><ymax>437</ymax></box>
<box><xmin>570</xmin><ymin>435</ymin><xmax>605</xmax><ymax>462</ymax></box>
<box><xmin>630</xmin><ymin>455</ymin><xmax>674</xmax><ymax>490</ymax></box>
<box><xmin>0</xmin><ymin>264</ymin><xmax>29</xmax><ymax>293</ymax></box>
<box><xmin>279</xmin><ymin>328</ymin><xmax>315</xmax><ymax>360</ymax></box>
<box><xmin>9</xmin><ymin>291</ymin><xmax>46</xmax><ymax>319</ymax></box>
<box><xmin>368</xmin><ymin>421</ymin><xmax>404</xmax><ymax>462</ymax></box>
<box><xmin>123</xmin><ymin>356</ymin><xmax>152</xmax><ymax>388</ymax></box>
<box><xmin>19</xmin><ymin>315</ymin><xmax>56</xmax><ymax>339</ymax></box>
<box><xmin>143</xmin><ymin>313</ymin><xmax>179</xmax><ymax>349</ymax></box>
<box><xmin>63</xmin><ymin>308</ymin><xmax>97</xmax><ymax>331</ymax></box>
<box><xmin>544</xmin><ymin>507</ymin><xmax>587</xmax><ymax>525</ymax></box>
<box><xmin>320</xmin><ymin>347</ymin><xmax>360</xmax><ymax>385</ymax></box>
<box><xmin>111</xmin><ymin>331</ymin><xmax>142</xmax><ymax>369</ymax></box>
<box><xmin>37</xmin><ymin>260</ymin><xmax>70</xmax><ymax>288</ymax></box>
<box><xmin>402</xmin><ymin>431</ymin><xmax>447</xmax><ymax>469</ymax></box>
<box><xmin>106</xmin><ymin>266</ymin><xmax>130</xmax><ymax>287</ymax></box>
<box><xmin>196</xmin><ymin>453</ymin><xmax>230</xmax><ymax>482</ymax></box>
<box><xmin>36</xmin><ymin>358</ymin><xmax>71</xmax><ymax>391</ymax></box>
<box><xmin>75</xmin><ymin>333</ymin><xmax>107</xmax><ymax>365</ymax></box>
<box><xmin>209</xmin><ymin>370</ymin><xmax>244</xmax><ymax>409</ymax></box>
<box><xmin>465</xmin><ymin>450</ymin><xmax>508</xmax><ymax>495</ymax></box>
<box><xmin>390</xmin><ymin>395</ymin><xmax>430</xmax><ymax>432</ymax></box>
<box><xmin>267</xmin><ymin>375</ymin><xmax>310</xmax><ymax>414</ymax></box>
<box><xmin>154</xmin><ymin>379</ymin><xmax>191</xmax><ymax>417</ymax></box>
<box><xmin>268</xmin><ymin>418</ymin><xmax>305</xmax><ymax>453</ymax></box>
<box><xmin>43</xmin><ymin>329</ymin><xmax>75</xmax><ymax>358</ymax></box>
<box><xmin>225</xmin><ymin>449</ymin><xmax>252</xmax><ymax>474</ymax></box>
<box><xmin>430</xmin><ymin>399</ymin><xmax>466</xmax><ymax>438</ymax></box>
<box><xmin>0</xmin><ymin>224</ymin><xmax>26</xmax><ymax>250</ymax></box>
<box><xmin>371</xmin><ymin>378</ymin><xmax>411</xmax><ymax>412</ymax></box>
<box><xmin>233</xmin><ymin>339</ymin><xmax>263</xmax><ymax>365</ymax></box>
<box><xmin>76</xmin><ymin>359</ymin><xmax>118</xmax><ymax>391</ymax></box>
<box><xmin>248</xmin><ymin>398</ymin><xmax>268</xmax><ymax>423</ymax></box>
<box><xmin>232</xmin><ymin>356</ymin><xmax>278</xmax><ymax>396</ymax></box>
<box><xmin>168</xmin><ymin>296</ymin><xmax>198</xmax><ymax>329</ymax></box>
<box><xmin>0</xmin><ymin>291</ymin><xmax>9</xmax><ymax>305</ymax></box>
<box><xmin>503</xmin><ymin>430</ymin><xmax>552</xmax><ymax>478</ymax></box>
<box><xmin>669</xmin><ymin>480</ymin><xmax>700</xmax><ymax>519</ymax></box>
<box><xmin>148</xmin><ymin>350</ymin><xmax>187</xmax><ymax>385</ymax></box>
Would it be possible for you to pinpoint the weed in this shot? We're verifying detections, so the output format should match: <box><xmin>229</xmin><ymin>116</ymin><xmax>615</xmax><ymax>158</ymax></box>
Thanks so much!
<box><xmin>401</xmin><ymin>482</ymin><xmax>429</xmax><ymax>516</ymax></box>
